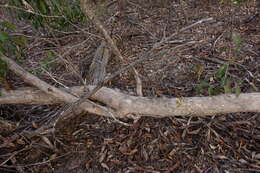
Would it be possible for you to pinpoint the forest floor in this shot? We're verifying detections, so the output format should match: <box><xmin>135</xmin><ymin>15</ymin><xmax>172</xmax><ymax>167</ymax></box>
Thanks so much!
<box><xmin>0</xmin><ymin>0</ymin><xmax>259</xmax><ymax>172</ymax></box>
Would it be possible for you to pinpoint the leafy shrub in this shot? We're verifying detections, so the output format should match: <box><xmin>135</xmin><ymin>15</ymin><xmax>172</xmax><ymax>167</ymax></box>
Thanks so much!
<box><xmin>0</xmin><ymin>21</ymin><xmax>27</xmax><ymax>57</ymax></box>
<box><xmin>9</xmin><ymin>0</ymin><xmax>86</xmax><ymax>30</ymax></box>
<box><xmin>196</xmin><ymin>64</ymin><xmax>242</xmax><ymax>96</ymax></box>
<box><xmin>0</xmin><ymin>21</ymin><xmax>28</xmax><ymax>85</ymax></box>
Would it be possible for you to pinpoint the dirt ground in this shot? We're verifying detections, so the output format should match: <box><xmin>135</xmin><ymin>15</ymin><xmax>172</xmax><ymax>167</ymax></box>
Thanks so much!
<box><xmin>0</xmin><ymin>0</ymin><xmax>259</xmax><ymax>172</ymax></box>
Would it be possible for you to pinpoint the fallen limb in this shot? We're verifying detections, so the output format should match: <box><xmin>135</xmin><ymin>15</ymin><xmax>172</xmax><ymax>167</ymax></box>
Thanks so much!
<box><xmin>1</xmin><ymin>86</ymin><xmax>260</xmax><ymax>118</ymax></box>
<box><xmin>0</xmin><ymin>56</ymin><xmax>117</xmax><ymax>118</ymax></box>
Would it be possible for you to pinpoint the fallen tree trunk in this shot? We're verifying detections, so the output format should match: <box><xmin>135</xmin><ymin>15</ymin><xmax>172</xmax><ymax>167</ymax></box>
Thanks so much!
<box><xmin>1</xmin><ymin>86</ymin><xmax>260</xmax><ymax>118</ymax></box>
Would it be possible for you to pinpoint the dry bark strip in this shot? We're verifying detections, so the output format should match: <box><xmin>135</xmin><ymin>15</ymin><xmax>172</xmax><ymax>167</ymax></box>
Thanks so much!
<box><xmin>87</xmin><ymin>41</ymin><xmax>110</xmax><ymax>85</ymax></box>
<box><xmin>1</xmin><ymin>86</ymin><xmax>260</xmax><ymax>118</ymax></box>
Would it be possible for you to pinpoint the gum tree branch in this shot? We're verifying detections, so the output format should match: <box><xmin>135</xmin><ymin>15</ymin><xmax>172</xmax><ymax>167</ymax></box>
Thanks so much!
<box><xmin>1</xmin><ymin>86</ymin><xmax>260</xmax><ymax>118</ymax></box>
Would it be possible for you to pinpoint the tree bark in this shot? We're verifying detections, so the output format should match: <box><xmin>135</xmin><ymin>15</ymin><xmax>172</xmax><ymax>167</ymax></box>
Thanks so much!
<box><xmin>1</xmin><ymin>86</ymin><xmax>260</xmax><ymax>118</ymax></box>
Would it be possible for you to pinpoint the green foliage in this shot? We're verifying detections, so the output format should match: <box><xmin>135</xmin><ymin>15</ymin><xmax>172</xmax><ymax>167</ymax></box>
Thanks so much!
<box><xmin>232</xmin><ymin>32</ymin><xmax>243</xmax><ymax>52</ymax></box>
<box><xmin>196</xmin><ymin>64</ymin><xmax>242</xmax><ymax>96</ymax></box>
<box><xmin>10</xmin><ymin>0</ymin><xmax>86</xmax><ymax>30</ymax></box>
<box><xmin>40</xmin><ymin>51</ymin><xmax>58</xmax><ymax>70</ymax></box>
<box><xmin>0</xmin><ymin>60</ymin><xmax>7</xmax><ymax>79</ymax></box>
<box><xmin>0</xmin><ymin>59</ymin><xmax>7</xmax><ymax>94</ymax></box>
<box><xmin>0</xmin><ymin>21</ymin><xmax>27</xmax><ymax>85</ymax></box>
<box><xmin>0</xmin><ymin>21</ymin><xmax>17</xmax><ymax>30</ymax></box>
<box><xmin>0</xmin><ymin>31</ymin><xmax>10</xmax><ymax>42</ymax></box>
<box><xmin>230</xmin><ymin>0</ymin><xmax>242</xmax><ymax>4</ymax></box>
<box><xmin>220</xmin><ymin>0</ymin><xmax>243</xmax><ymax>5</ymax></box>
<box><xmin>0</xmin><ymin>21</ymin><xmax>27</xmax><ymax>57</ymax></box>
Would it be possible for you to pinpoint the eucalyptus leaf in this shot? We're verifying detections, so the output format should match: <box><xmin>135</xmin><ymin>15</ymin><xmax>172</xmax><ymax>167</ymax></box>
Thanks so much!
<box><xmin>0</xmin><ymin>21</ymin><xmax>16</xmax><ymax>30</ymax></box>
<box><xmin>223</xmin><ymin>84</ymin><xmax>232</xmax><ymax>94</ymax></box>
<box><xmin>235</xmin><ymin>86</ymin><xmax>241</xmax><ymax>97</ymax></box>
<box><xmin>38</xmin><ymin>0</ymin><xmax>49</xmax><ymax>14</ymax></box>
<box><xmin>14</xmin><ymin>36</ymin><xmax>28</xmax><ymax>46</ymax></box>
<box><xmin>0</xmin><ymin>31</ymin><xmax>10</xmax><ymax>42</ymax></box>
<box><xmin>214</xmin><ymin>64</ymin><xmax>228</xmax><ymax>78</ymax></box>
<box><xmin>0</xmin><ymin>59</ymin><xmax>7</xmax><ymax>78</ymax></box>
<box><xmin>208</xmin><ymin>86</ymin><xmax>214</xmax><ymax>96</ymax></box>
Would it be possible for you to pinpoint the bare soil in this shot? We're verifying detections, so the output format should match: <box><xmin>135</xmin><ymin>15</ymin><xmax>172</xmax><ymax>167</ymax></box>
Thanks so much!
<box><xmin>0</xmin><ymin>0</ymin><xmax>259</xmax><ymax>172</ymax></box>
